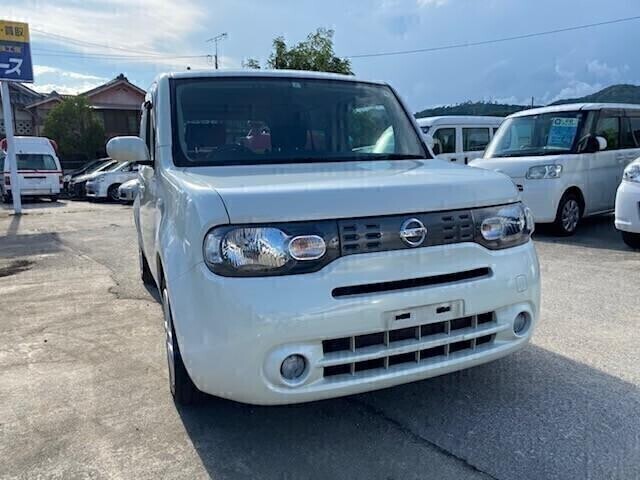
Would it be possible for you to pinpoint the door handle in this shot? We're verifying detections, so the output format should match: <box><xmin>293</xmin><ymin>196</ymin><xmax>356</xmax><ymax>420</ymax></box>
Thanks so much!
<box><xmin>450</xmin><ymin>158</ymin><xmax>457</xmax><ymax>162</ymax></box>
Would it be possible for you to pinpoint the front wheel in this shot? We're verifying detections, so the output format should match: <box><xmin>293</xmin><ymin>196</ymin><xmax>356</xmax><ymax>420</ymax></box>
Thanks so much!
<box><xmin>50</xmin><ymin>195</ymin><xmax>59</xmax><ymax>203</ymax></box>
<box><xmin>622</xmin><ymin>231</ymin><xmax>640</xmax><ymax>250</ymax></box>
<box><xmin>553</xmin><ymin>193</ymin><xmax>582</xmax><ymax>236</ymax></box>
<box><xmin>108</xmin><ymin>184</ymin><xmax>121</xmax><ymax>202</ymax></box>
<box><xmin>162</xmin><ymin>283</ymin><xmax>200</xmax><ymax>405</ymax></box>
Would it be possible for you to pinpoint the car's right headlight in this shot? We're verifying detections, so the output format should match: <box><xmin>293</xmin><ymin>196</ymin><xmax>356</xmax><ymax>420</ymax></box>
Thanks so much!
<box><xmin>526</xmin><ymin>164</ymin><xmax>562</xmax><ymax>179</ymax></box>
<box><xmin>203</xmin><ymin>223</ymin><xmax>340</xmax><ymax>277</ymax></box>
<box><xmin>623</xmin><ymin>163</ymin><xmax>640</xmax><ymax>183</ymax></box>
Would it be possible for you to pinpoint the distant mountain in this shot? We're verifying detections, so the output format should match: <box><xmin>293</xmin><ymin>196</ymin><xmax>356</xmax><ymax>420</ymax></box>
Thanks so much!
<box><xmin>549</xmin><ymin>84</ymin><xmax>640</xmax><ymax>106</ymax></box>
<box><xmin>415</xmin><ymin>84</ymin><xmax>640</xmax><ymax>118</ymax></box>
<box><xmin>415</xmin><ymin>101</ymin><xmax>538</xmax><ymax>119</ymax></box>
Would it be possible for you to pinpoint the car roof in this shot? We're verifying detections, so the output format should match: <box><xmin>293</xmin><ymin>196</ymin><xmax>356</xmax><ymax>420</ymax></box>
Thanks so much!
<box><xmin>416</xmin><ymin>116</ymin><xmax>504</xmax><ymax>127</ymax></box>
<box><xmin>509</xmin><ymin>103</ymin><xmax>640</xmax><ymax>118</ymax></box>
<box><xmin>155</xmin><ymin>69</ymin><xmax>389</xmax><ymax>87</ymax></box>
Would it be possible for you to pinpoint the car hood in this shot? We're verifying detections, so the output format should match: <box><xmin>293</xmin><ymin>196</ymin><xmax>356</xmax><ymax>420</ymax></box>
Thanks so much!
<box><xmin>469</xmin><ymin>155</ymin><xmax>566</xmax><ymax>179</ymax></box>
<box><xmin>179</xmin><ymin>160</ymin><xmax>518</xmax><ymax>224</ymax></box>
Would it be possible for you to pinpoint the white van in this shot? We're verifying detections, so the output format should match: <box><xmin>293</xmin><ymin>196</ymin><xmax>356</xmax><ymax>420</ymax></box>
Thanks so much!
<box><xmin>1</xmin><ymin>136</ymin><xmax>63</xmax><ymax>203</ymax></box>
<box><xmin>470</xmin><ymin>104</ymin><xmax>640</xmax><ymax>235</ymax></box>
<box><xmin>107</xmin><ymin>70</ymin><xmax>539</xmax><ymax>406</ymax></box>
<box><xmin>417</xmin><ymin>116</ymin><xmax>503</xmax><ymax>164</ymax></box>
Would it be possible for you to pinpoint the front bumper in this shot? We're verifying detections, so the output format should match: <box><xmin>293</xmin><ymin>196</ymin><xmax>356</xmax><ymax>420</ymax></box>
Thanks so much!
<box><xmin>85</xmin><ymin>182</ymin><xmax>107</xmax><ymax>198</ymax></box>
<box><xmin>168</xmin><ymin>241</ymin><xmax>540</xmax><ymax>405</ymax></box>
<box><xmin>615</xmin><ymin>181</ymin><xmax>640</xmax><ymax>233</ymax></box>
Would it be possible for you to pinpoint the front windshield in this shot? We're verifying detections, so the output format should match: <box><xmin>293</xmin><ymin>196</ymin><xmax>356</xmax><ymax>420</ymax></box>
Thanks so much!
<box><xmin>172</xmin><ymin>77</ymin><xmax>426</xmax><ymax>166</ymax></box>
<box><xmin>485</xmin><ymin>111</ymin><xmax>586</xmax><ymax>158</ymax></box>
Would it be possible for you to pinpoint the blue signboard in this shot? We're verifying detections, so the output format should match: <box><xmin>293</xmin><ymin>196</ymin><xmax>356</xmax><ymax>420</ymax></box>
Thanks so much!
<box><xmin>0</xmin><ymin>20</ymin><xmax>33</xmax><ymax>83</ymax></box>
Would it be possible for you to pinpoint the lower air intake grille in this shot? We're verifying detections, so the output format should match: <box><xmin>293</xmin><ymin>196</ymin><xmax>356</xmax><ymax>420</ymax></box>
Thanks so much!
<box><xmin>322</xmin><ymin>312</ymin><xmax>495</xmax><ymax>378</ymax></box>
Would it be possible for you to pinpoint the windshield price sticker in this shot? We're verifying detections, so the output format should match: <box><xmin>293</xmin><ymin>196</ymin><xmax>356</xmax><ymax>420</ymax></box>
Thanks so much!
<box><xmin>0</xmin><ymin>20</ymin><xmax>33</xmax><ymax>83</ymax></box>
<box><xmin>547</xmin><ymin>117</ymin><xmax>579</xmax><ymax>149</ymax></box>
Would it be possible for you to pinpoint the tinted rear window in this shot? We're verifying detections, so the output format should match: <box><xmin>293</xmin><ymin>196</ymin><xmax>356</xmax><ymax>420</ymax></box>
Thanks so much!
<box><xmin>16</xmin><ymin>154</ymin><xmax>58</xmax><ymax>171</ymax></box>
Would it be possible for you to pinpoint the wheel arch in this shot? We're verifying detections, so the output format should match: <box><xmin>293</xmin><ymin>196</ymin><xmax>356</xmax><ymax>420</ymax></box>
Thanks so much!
<box><xmin>562</xmin><ymin>186</ymin><xmax>585</xmax><ymax>214</ymax></box>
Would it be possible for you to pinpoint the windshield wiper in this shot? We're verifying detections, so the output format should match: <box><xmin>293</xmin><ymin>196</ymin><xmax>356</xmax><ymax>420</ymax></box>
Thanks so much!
<box><xmin>359</xmin><ymin>154</ymin><xmax>425</xmax><ymax>160</ymax></box>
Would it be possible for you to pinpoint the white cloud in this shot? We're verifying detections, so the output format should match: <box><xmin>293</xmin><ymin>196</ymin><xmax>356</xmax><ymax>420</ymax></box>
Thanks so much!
<box><xmin>31</xmin><ymin>65</ymin><xmax>108</xmax><ymax>94</ymax></box>
<box><xmin>586</xmin><ymin>59</ymin><xmax>629</xmax><ymax>81</ymax></box>
<box><xmin>550</xmin><ymin>80</ymin><xmax>603</xmax><ymax>103</ymax></box>
<box><xmin>417</xmin><ymin>0</ymin><xmax>450</xmax><ymax>6</ymax></box>
<box><xmin>5</xmin><ymin>0</ymin><xmax>226</xmax><ymax>68</ymax></box>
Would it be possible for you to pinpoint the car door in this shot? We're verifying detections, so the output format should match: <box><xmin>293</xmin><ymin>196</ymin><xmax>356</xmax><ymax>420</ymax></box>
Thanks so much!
<box><xmin>431</xmin><ymin>127</ymin><xmax>458</xmax><ymax>162</ymax></box>
<box><xmin>137</xmin><ymin>97</ymin><xmax>159</xmax><ymax>270</ymax></box>
<box><xmin>461</xmin><ymin>126</ymin><xmax>491</xmax><ymax>164</ymax></box>
<box><xmin>590</xmin><ymin>109</ymin><xmax>623</xmax><ymax>212</ymax></box>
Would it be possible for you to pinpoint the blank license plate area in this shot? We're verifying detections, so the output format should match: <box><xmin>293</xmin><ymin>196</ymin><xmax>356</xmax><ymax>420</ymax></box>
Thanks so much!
<box><xmin>385</xmin><ymin>300</ymin><xmax>464</xmax><ymax>329</ymax></box>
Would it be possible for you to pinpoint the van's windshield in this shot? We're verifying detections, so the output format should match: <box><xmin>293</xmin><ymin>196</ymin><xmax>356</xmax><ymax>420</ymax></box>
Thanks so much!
<box><xmin>171</xmin><ymin>77</ymin><xmax>426</xmax><ymax>166</ymax></box>
<box><xmin>485</xmin><ymin>111</ymin><xmax>586</xmax><ymax>158</ymax></box>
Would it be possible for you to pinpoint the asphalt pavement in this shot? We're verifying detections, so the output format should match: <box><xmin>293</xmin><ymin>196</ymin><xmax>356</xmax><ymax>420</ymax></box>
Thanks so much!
<box><xmin>0</xmin><ymin>199</ymin><xmax>639</xmax><ymax>480</ymax></box>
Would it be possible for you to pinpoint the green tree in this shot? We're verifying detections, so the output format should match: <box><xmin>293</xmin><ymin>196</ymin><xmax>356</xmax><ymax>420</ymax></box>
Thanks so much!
<box><xmin>42</xmin><ymin>96</ymin><xmax>105</xmax><ymax>159</ymax></box>
<box><xmin>242</xmin><ymin>57</ymin><xmax>261</xmax><ymax>70</ymax></box>
<box><xmin>265</xmin><ymin>28</ymin><xmax>352</xmax><ymax>74</ymax></box>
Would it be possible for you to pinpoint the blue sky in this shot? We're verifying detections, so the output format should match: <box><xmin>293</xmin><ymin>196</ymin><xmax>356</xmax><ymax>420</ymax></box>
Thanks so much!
<box><xmin>5</xmin><ymin>0</ymin><xmax>640</xmax><ymax>112</ymax></box>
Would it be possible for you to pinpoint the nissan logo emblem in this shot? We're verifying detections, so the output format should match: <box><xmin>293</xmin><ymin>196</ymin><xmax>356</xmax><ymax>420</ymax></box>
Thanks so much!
<box><xmin>399</xmin><ymin>218</ymin><xmax>427</xmax><ymax>247</ymax></box>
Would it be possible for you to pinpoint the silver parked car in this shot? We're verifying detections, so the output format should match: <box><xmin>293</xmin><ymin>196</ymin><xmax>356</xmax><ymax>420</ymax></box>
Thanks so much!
<box><xmin>117</xmin><ymin>178</ymin><xmax>139</xmax><ymax>203</ymax></box>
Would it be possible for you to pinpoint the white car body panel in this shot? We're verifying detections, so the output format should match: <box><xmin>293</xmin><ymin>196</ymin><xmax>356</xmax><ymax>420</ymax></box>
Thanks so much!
<box><xmin>615</xmin><ymin>158</ymin><xmax>640</xmax><ymax>234</ymax></box>
<box><xmin>130</xmin><ymin>70</ymin><xmax>540</xmax><ymax>404</ymax></box>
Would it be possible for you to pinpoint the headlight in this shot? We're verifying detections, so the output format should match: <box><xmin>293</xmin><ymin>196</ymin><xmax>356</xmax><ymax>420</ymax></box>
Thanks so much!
<box><xmin>95</xmin><ymin>176</ymin><xmax>105</xmax><ymax>183</ymax></box>
<box><xmin>473</xmin><ymin>203</ymin><xmax>534</xmax><ymax>249</ymax></box>
<box><xmin>526</xmin><ymin>164</ymin><xmax>562</xmax><ymax>179</ymax></box>
<box><xmin>63</xmin><ymin>175</ymin><xmax>71</xmax><ymax>182</ymax></box>
<box><xmin>203</xmin><ymin>223</ymin><xmax>339</xmax><ymax>277</ymax></box>
<box><xmin>623</xmin><ymin>163</ymin><xmax>640</xmax><ymax>183</ymax></box>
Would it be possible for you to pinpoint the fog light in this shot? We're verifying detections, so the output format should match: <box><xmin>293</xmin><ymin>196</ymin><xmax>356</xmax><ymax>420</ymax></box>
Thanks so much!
<box><xmin>280</xmin><ymin>354</ymin><xmax>307</xmax><ymax>381</ymax></box>
<box><xmin>513</xmin><ymin>312</ymin><xmax>530</xmax><ymax>335</ymax></box>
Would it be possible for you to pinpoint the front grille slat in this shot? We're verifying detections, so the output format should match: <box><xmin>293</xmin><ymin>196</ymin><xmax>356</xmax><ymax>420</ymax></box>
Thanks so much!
<box><xmin>322</xmin><ymin>312</ymin><xmax>498</xmax><ymax>378</ymax></box>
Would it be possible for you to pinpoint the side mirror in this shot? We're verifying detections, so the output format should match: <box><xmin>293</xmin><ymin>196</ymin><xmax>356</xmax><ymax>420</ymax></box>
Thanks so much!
<box><xmin>107</xmin><ymin>136</ymin><xmax>152</xmax><ymax>165</ymax></box>
<box><xmin>579</xmin><ymin>134</ymin><xmax>607</xmax><ymax>154</ymax></box>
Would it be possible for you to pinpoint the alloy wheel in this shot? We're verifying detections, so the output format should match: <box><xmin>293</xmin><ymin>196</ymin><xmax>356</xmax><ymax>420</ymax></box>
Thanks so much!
<box><xmin>561</xmin><ymin>199</ymin><xmax>580</xmax><ymax>233</ymax></box>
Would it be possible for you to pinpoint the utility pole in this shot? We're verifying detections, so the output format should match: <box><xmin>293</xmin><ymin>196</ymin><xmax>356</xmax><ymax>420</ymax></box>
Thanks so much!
<box><xmin>206</xmin><ymin>33</ymin><xmax>228</xmax><ymax>70</ymax></box>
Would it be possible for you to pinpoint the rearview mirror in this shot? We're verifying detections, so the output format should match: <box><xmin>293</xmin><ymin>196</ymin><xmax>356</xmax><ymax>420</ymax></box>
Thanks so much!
<box><xmin>107</xmin><ymin>136</ymin><xmax>151</xmax><ymax>165</ymax></box>
<box><xmin>595</xmin><ymin>136</ymin><xmax>607</xmax><ymax>151</ymax></box>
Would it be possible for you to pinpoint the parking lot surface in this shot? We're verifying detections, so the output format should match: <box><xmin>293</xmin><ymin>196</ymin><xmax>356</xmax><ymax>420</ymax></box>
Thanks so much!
<box><xmin>1</xmin><ymin>200</ymin><xmax>639</xmax><ymax>480</ymax></box>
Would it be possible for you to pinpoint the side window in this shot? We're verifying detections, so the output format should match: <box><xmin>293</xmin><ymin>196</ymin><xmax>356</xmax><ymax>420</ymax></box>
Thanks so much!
<box><xmin>621</xmin><ymin>118</ymin><xmax>637</xmax><ymax>149</ymax></box>
<box><xmin>432</xmin><ymin>128</ymin><xmax>456</xmax><ymax>155</ymax></box>
<box><xmin>462</xmin><ymin>128</ymin><xmax>490</xmax><ymax>152</ymax></box>
<box><xmin>629</xmin><ymin>117</ymin><xmax>640</xmax><ymax>146</ymax></box>
<box><xmin>595</xmin><ymin>115</ymin><xmax>620</xmax><ymax>150</ymax></box>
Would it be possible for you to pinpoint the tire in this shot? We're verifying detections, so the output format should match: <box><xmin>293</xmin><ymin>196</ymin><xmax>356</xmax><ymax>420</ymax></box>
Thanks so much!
<box><xmin>553</xmin><ymin>192</ymin><xmax>582</xmax><ymax>236</ymax></box>
<box><xmin>50</xmin><ymin>196</ymin><xmax>59</xmax><ymax>203</ymax></box>
<box><xmin>621</xmin><ymin>231</ymin><xmax>640</xmax><ymax>250</ymax></box>
<box><xmin>139</xmin><ymin>247</ymin><xmax>155</xmax><ymax>286</ymax></box>
<box><xmin>108</xmin><ymin>184</ymin><xmax>121</xmax><ymax>202</ymax></box>
<box><xmin>162</xmin><ymin>281</ymin><xmax>200</xmax><ymax>405</ymax></box>
<box><xmin>2</xmin><ymin>194</ymin><xmax>10</xmax><ymax>204</ymax></box>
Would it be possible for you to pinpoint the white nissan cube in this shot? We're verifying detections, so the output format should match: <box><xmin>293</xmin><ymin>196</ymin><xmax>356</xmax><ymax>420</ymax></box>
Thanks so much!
<box><xmin>107</xmin><ymin>71</ymin><xmax>540</xmax><ymax>406</ymax></box>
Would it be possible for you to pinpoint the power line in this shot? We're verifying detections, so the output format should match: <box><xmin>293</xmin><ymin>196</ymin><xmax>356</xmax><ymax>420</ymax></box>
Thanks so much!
<box><xmin>346</xmin><ymin>15</ymin><xmax>640</xmax><ymax>59</ymax></box>
<box><xmin>31</xmin><ymin>48</ymin><xmax>209</xmax><ymax>60</ymax></box>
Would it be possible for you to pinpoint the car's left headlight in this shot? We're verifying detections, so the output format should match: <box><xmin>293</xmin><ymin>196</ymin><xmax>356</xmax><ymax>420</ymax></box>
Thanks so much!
<box><xmin>473</xmin><ymin>202</ymin><xmax>535</xmax><ymax>249</ymax></box>
<box><xmin>623</xmin><ymin>163</ymin><xmax>640</xmax><ymax>183</ymax></box>
<box><xmin>526</xmin><ymin>164</ymin><xmax>562</xmax><ymax>179</ymax></box>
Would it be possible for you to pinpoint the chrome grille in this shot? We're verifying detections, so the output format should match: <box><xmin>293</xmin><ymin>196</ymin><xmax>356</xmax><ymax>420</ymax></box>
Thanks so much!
<box><xmin>322</xmin><ymin>312</ymin><xmax>498</xmax><ymax>379</ymax></box>
<box><xmin>338</xmin><ymin>209</ymin><xmax>475</xmax><ymax>256</ymax></box>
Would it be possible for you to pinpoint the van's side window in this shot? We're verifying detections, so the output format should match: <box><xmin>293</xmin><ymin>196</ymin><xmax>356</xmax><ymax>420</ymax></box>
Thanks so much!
<box><xmin>629</xmin><ymin>117</ymin><xmax>640</xmax><ymax>145</ymax></box>
<box><xmin>595</xmin><ymin>115</ymin><xmax>620</xmax><ymax>150</ymax></box>
<box><xmin>432</xmin><ymin>128</ymin><xmax>456</xmax><ymax>154</ymax></box>
<box><xmin>621</xmin><ymin>118</ymin><xmax>637</xmax><ymax>149</ymax></box>
<box><xmin>463</xmin><ymin>128</ymin><xmax>490</xmax><ymax>152</ymax></box>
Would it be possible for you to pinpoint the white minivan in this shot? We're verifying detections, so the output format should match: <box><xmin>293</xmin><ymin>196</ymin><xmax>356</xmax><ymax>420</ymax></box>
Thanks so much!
<box><xmin>417</xmin><ymin>116</ymin><xmax>503</xmax><ymax>164</ymax></box>
<box><xmin>107</xmin><ymin>70</ymin><xmax>539</xmax><ymax>406</ymax></box>
<box><xmin>1</xmin><ymin>136</ymin><xmax>62</xmax><ymax>203</ymax></box>
<box><xmin>470</xmin><ymin>104</ymin><xmax>640</xmax><ymax>235</ymax></box>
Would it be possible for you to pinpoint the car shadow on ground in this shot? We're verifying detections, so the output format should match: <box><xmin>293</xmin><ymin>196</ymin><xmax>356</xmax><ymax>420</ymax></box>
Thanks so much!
<box><xmin>176</xmin><ymin>345</ymin><xmax>639</xmax><ymax>480</ymax></box>
<box><xmin>533</xmin><ymin>214</ymin><xmax>634</xmax><ymax>253</ymax></box>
